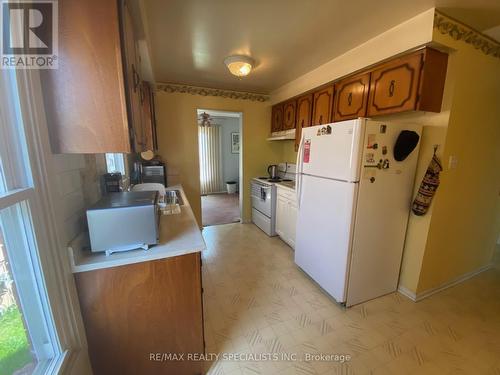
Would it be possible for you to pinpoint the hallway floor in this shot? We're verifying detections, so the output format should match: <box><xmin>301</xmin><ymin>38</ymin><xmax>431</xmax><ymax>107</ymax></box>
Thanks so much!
<box><xmin>202</xmin><ymin>223</ymin><xmax>500</xmax><ymax>375</ymax></box>
<box><xmin>202</xmin><ymin>193</ymin><xmax>240</xmax><ymax>227</ymax></box>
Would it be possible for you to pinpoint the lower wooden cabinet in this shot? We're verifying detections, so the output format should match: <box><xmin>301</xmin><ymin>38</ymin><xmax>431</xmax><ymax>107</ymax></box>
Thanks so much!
<box><xmin>75</xmin><ymin>253</ymin><xmax>204</xmax><ymax>375</ymax></box>
<box><xmin>276</xmin><ymin>187</ymin><xmax>297</xmax><ymax>249</ymax></box>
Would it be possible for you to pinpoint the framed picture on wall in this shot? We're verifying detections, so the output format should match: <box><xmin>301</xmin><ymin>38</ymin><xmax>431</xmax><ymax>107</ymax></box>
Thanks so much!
<box><xmin>231</xmin><ymin>132</ymin><xmax>240</xmax><ymax>154</ymax></box>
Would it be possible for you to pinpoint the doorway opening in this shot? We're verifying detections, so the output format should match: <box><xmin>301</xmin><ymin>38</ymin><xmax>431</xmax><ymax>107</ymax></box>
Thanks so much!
<box><xmin>197</xmin><ymin>109</ymin><xmax>243</xmax><ymax>227</ymax></box>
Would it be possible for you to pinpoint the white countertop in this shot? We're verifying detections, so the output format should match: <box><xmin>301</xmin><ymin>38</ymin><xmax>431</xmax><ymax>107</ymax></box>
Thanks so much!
<box><xmin>276</xmin><ymin>181</ymin><xmax>296</xmax><ymax>192</ymax></box>
<box><xmin>68</xmin><ymin>185</ymin><xmax>206</xmax><ymax>273</ymax></box>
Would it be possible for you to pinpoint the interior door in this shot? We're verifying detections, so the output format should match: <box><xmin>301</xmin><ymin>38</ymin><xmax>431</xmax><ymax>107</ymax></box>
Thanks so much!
<box><xmin>295</xmin><ymin>174</ymin><xmax>357</xmax><ymax>302</ymax></box>
<box><xmin>301</xmin><ymin>119</ymin><xmax>364</xmax><ymax>182</ymax></box>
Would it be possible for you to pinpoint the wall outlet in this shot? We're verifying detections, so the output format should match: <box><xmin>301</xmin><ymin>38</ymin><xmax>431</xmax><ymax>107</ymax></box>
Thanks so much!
<box><xmin>448</xmin><ymin>155</ymin><xmax>458</xmax><ymax>170</ymax></box>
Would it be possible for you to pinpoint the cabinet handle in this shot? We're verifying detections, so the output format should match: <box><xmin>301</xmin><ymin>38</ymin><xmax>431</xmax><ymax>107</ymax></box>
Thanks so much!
<box><xmin>301</xmin><ymin>119</ymin><xmax>304</xmax><ymax>128</ymax></box>
<box><xmin>319</xmin><ymin>115</ymin><xmax>323</xmax><ymax>124</ymax></box>
<box><xmin>140</xmin><ymin>85</ymin><xmax>145</xmax><ymax>104</ymax></box>
<box><xmin>389</xmin><ymin>80</ymin><xmax>395</xmax><ymax>97</ymax></box>
<box><xmin>132</xmin><ymin>64</ymin><xmax>140</xmax><ymax>92</ymax></box>
<box><xmin>347</xmin><ymin>92</ymin><xmax>353</xmax><ymax>106</ymax></box>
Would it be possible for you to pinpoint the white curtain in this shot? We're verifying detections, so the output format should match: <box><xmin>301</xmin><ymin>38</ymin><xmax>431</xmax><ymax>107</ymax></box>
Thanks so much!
<box><xmin>199</xmin><ymin>125</ymin><xmax>224</xmax><ymax>194</ymax></box>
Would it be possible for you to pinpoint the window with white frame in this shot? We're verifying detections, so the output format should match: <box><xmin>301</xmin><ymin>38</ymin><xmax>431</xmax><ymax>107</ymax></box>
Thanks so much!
<box><xmin>0</xmin><ymin>69</ymin><xmax>60</xmax><ymax>373</ymax></box>
<box><xmin>105</xmin><ymin>153</ymin><xmax>126</xmax><ymax>175</ymax></box>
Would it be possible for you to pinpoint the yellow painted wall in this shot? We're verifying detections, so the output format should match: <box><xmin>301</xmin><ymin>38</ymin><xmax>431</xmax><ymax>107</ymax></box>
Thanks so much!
<box><xmin>154</xmin><ymin>91</ymin><xmax>282</xmax><ymax>225</ymax></box>
<box><xmin>415</xmin><ymin>32</ymin><xmax>500</xmax><ymax>293</ymax></box>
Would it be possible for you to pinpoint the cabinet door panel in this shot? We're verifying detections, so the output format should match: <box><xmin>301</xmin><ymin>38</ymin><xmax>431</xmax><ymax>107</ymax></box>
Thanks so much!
<box><xmin>141</xmin><ymin>82</ymin><xmax>155</xmax><ymax>151</ymax></box>
<box><xmin>333</xmin><ymin>72</ymin><xmax>370</xmax><ymax>121</ymax></box>
<box><xmin>271</xmin><ymin>104</ymin><xmax>284</xmax><ymax>132</ymax></box>
<box><xmin>75</xmin><ymin>253</ymin><xmax>204</xmax><ymax>375</ymax></box>
<box><xmin>122</xmin><ymin>1</ymin><xmax>144</xmax><ymax>151</ymax></box>
<box><xmin>289</xmin><ymin>202</ymin><xmax>297</xmax><ymax>249</ymax></box>
<box><xmin>367</xmin><ymin>53</ymin><xmax>422</xmax><ymax>116</ymax></box>
<box><xmin>41</xmin><ymin>0</ymin><xmax>130</xmax><ymax>153</ymax></box>
<box><xmin>276</xmin><ymin>196</ymin><xmax>287</xmax><ymax>238</ymax></box>
<box><xmin>312</xmin><ymin>86</ymin><xmax>334</xmax><ymax>125</ymax></box>
<box><xmin>295</xmin><ymin>94</ymin><xmax>313</xmax><ymax>151</ymax></box>
<box><xmin>282</xmin><ymin>100</ymin><xmax>297</xmax><ymax>130</ymax></box>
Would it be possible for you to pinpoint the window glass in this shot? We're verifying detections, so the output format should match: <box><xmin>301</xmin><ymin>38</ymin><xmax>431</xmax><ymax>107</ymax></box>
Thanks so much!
<box><xmin>105</xmin><ymin>153</ymin><xmax>126</xmax><ymax>175</ymax></box>
<box><xmin>0</xmin><ymin>70</ymin><xmax>60</xmax><ymax>374</ymax></box>
<box><xmin>0</xmin><ymin>71</ymin><xmax>32</xmax><ymax>195</ymax></box>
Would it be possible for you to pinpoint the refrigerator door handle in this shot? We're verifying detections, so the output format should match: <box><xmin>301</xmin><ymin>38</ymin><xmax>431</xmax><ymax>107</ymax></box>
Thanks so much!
<box><xmin>296</xmin><ymin>133</ymin><xmax>304</xmax><ymax>208</ymax></box>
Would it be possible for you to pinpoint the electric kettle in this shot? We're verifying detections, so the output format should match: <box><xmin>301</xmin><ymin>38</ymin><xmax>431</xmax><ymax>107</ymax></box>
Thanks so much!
<box><xmin>267</xmin><ymin>165</ymin><xmax>278</xmax><ymax>179</ymax></box>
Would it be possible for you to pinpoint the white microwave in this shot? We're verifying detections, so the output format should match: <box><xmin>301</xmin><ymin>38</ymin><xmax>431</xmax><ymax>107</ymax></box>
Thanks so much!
<box><xmin>86</xmin><ymin>191</ymin><xmax>159</xmax><ymax>255</ymax></box>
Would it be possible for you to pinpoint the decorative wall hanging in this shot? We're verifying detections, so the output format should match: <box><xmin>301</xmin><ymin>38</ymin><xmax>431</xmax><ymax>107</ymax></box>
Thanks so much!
<box><xmin>231</xmin><ymin>132</ymin><xmax>240</xmax><ymax>154</ymax></box>
<box><xmin>156</xmin><ymin>83</ymin><xmax>269</xmax><ymax>102</ymax></box>
<box><xmin>434</xmin><ymin>10</ymin><xmax>500</xmax><ymax>59</ymax></box>
<box><xmin>412</xmin><ymin>146</ymin><xmax>442</xmax><ymax>216</ymax></box>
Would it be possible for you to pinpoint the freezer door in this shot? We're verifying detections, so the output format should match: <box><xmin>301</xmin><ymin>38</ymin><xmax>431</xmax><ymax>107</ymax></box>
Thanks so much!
<box><xmin>346</xmin><ymin>121</ymin><xmax>422</xmax><ymax>306</ymax></box>
<box><xmin>301</xmin><ymin>119</ymin><xmax>365</xmax><ymax>182</ymax></box>
<box><xmin>295</xmin><ymin>174</ymin><xmax>357</xmax><ymax>303</ymax></box>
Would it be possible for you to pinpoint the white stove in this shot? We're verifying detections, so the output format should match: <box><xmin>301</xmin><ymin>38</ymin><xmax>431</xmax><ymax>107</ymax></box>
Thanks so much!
<box><xmin>251</xmin><ymin>163</ymin><xmax>296</xmax><ymax>236</ymax></box>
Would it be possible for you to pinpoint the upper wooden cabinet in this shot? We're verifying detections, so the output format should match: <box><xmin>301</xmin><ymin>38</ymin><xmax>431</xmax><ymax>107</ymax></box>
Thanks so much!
<box><xmin>121</xmin><ymin>0</ymin><xmax>145</xmax><ymax>152</ymax></box>
<box><xmin>282</xmin><ymin>100</ymin><xmax>297</xmax><ymax>130</ymax></box>
<box><xmin>312</xmin><ymin>86</ymin><xmax>334</xmax><ymax>126</ymax></box>
<box><xmin>41</xmin><ymin>0</ymin><xmax>130</xmax><ymax>154</ymax></box>
<box><xmin>295</xmin><ymin>94</ymin><xmax>313</xmax><ymax>150</ymax></box>
<box><xmin>271</xmin><ymin>104</ymin><xmax>284</xmax><ymax>132</ymax></box>
<box><xmin>41</xmin><ymin>0</ymin><xmax>156</xmax><ymax>154</ymax></box>
<box><xmin>367</xmin><ymin>48</ymin><xmax>448</xmax><ymax>116</ymax></box>
<box><xmin>333</xmin><ymin>72</ymin><xmax>370</xmax><ymax>121</ymax></box>
<box><xmin>141</xmin><ymin>82</ymin><xmax>157</xmax><ymax>151</ymax></box>
<box><xmin>270</xmin><ymin>47</ymin><xmax>448</xmax><ymax>149</ymax></box>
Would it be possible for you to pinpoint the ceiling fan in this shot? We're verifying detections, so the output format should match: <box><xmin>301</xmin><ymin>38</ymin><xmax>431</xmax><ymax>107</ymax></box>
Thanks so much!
<box><xmin>197</xmin><ymin>112</ymin><xmax>214</xmax><ymax>127</ymax></box>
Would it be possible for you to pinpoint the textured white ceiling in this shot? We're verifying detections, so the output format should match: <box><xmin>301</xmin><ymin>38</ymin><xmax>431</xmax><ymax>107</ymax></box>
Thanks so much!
<box><xmin>143</xmin><ymin>0</ymin><xmax>500</xmax><ymax>93</ymax></box>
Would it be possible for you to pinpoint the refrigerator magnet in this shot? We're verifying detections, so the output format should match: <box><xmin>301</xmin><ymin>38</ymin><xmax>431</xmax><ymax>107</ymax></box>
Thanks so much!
<box><xmin>304</xmin><ymin>140</ymin><xmax>311</xmax><ymax>163</ymax></box>
<box><xmin>365</xmin><ymin>153</ymin><xmax>375</xmax><ymax>163</ymax></box>
<box><xmin>367</xmin><ymin>134</ymin><xmax>376</xmax><ymax>148</ymax></box>
<box><xmin>363</xmin><ymin>168</ymin><xmax>376</xmax><ymax>180</ymax></box>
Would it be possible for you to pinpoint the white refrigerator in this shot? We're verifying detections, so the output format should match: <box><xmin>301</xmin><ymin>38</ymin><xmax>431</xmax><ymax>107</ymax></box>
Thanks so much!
<box><xmin>295</xmin><ymin>118</ymin><xmax>421</xmax><ymax>306</ymax></box>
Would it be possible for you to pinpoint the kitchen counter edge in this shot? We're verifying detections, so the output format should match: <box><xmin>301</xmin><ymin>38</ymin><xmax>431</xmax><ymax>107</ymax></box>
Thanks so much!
<box><xmin>67</xmin><ymin>185</ymin><xmax>206</xmax><ymax>273</ymax></box>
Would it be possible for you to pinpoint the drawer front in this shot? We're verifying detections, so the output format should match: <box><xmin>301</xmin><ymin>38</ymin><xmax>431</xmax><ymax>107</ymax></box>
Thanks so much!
<box><xmin>277</xmin><ymin>187</ymin><xmax>296</xmax><ymax>202</ymax></box>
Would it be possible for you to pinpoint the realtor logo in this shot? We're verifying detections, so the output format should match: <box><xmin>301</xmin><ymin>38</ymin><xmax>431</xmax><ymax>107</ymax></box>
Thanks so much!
<box><xmin>1</xmin><ymin>0</ymin><xmax>58</xmax><ymax>69</ymax></box>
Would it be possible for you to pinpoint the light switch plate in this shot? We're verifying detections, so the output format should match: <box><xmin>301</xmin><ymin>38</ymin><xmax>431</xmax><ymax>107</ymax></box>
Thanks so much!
<box><xmin>448</xmin><ymin>155</ymin><xmax>458</xmax><ymax>170</ymax></box>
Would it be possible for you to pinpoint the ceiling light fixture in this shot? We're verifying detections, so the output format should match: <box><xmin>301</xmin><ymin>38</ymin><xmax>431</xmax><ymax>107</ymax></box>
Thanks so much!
<box><xmin>224</xmin><ymin>55</ymin><xmax>254</xmax><ymax>77</ymax></box>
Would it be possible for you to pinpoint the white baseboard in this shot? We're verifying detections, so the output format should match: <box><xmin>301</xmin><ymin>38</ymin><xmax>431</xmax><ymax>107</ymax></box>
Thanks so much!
<box><xmin>397</xmin><ymin>285</ymin><xmax>417</xmax><ymax>301</ymax></box>
<box><xmin>398</xmin><ymin>263</ymin><xmax>493</xmax><ymax>302</ymax></box>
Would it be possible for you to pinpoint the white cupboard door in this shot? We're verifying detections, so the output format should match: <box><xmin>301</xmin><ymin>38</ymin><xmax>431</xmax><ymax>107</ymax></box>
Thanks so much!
<box><xmin>276</xmin><ymin>195</ymin><xmax>287</xmax><ymax>238</ymax></box>
<box><xmin>288</xmin><ymin>202</ymin><xmax>297</xmax><ymax>249</ymax></box>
